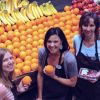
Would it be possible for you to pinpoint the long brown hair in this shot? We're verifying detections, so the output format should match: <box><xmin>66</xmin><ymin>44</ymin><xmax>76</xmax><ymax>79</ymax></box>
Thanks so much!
<box><xmin>0</xmin><ymin>48</ymin><xmax>14</xmax><ymax>88</ymax></box>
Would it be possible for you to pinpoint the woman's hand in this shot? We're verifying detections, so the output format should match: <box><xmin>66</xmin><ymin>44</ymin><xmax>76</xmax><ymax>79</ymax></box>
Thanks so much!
<box><xmin>43</xmin><ymin>68</ymin><xmax>55</xmax><ymax>78</ymax></box>
<box><xmin>17</xmin><ymin>80</ymin><xmax>30</xmax><ymax>93</ymax></box>
<box><xmin>89</xmin><ymin>71</ymin><xmax>100</xmax><ymax>83</ymax></box>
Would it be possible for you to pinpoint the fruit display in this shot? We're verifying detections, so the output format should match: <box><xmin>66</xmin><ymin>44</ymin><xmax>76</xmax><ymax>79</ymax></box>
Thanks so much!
<box><xmin>0</xmin><ymin>0</ymin><xmax>99</xmax><ymax>77</ymax></box>
<box><xmin>71</xmin><ymin>0</ymin><xmax>100</xmax><ymax>15</ymax></box>
<box><xmin>0</xmin><ymin>0</ymin><xmax>58</xmax><ymax>25</ymax></box>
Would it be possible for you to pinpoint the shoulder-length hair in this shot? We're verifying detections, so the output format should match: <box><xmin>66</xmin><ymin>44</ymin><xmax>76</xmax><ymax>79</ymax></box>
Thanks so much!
<box><xmin>79</xmin><ymin>11</ymin><xmax>99</xmax><ymax>39</ymax></box>
<box><xmin>44</xmin><ymin>27</ymin><xmax>70</xmax><ymax>53</ymax></box>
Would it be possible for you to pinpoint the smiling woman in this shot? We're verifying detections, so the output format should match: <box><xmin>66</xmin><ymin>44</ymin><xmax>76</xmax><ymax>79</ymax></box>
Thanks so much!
<box><xmin>37</xmin><ymin>27</ymin><xmax>78</xmax><ymax>100</ymax></box>
<box><xmin>0</xmin><ymin>48</ymin><xmax>33</xmax><ymax>100</ymax></box>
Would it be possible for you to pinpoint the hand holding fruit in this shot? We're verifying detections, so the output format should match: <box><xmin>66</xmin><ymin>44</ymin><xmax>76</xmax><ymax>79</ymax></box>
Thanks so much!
<box><xmin>17</xmin><ymin>76</ymin><xmax>32</xmax><ymax>93</ymax></box>
<box><xmin>43</xmin><ymin>65</ymin><xmax>55</xmax><ymax>78</ymax></box>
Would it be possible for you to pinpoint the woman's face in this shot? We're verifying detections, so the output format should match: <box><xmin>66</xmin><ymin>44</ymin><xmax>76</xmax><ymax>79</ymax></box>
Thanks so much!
<box><xmin>82</xmin><ymin>18</ymin><xmax>96</xmax><ymax>38</ymax></box>
<box><xmin>47</xmin><ymin>34</ymin><xmax>62</xmax><ymax>54</ymax></box>
<box><xmin>2</xmin><ymin>52</ymin><xmax>14</xmax><ymax>73</ymax></box>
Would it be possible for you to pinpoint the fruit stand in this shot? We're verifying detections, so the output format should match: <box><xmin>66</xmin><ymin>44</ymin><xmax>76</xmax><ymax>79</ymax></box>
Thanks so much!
<box><xmin>0</xmin><ymin>0</ymin><xmax>99</xmax><ymax>81</ymax></box>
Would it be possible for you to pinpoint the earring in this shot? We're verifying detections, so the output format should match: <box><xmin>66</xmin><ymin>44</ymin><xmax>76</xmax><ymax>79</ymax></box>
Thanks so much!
<box><xmin>60</xmin><ymin>45</ymin><xmax>63</xmax><ymax>50</ymax></box>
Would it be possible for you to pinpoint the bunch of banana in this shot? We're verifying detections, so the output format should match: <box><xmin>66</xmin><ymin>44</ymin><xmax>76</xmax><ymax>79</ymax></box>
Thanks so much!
<box><xmin>0</xmin><ymin>1</ymin><xmax>6</xmax><ymax>11</ymax></box>
<box><xmin>20</xmin><ymin>7</ymin><xmax>30</xmax><ymax>22</ymax></box>
<box><xmin>0</xmin><ymin>11</ymin><xmax>11</xmax><ymax>25</ymax></box>
<box><xmin>6</xmin><ymin>0</ymin><xmax>13</xmax><ymax>13</ymax></box>
<box><xmin>31</xmin><ymin>1</ymin><xmax>43</xmax><ymax>18</ymax></box>
<box><xmin>10</xmin><ymin>11</ymin><xmax>18</xmax><ymax>22</ymax></box>
<box><xmin>39</xmin><ymin>1</ymin><xmax>58</xmax><ymax>16</ymax></box>
<box><xmin>18</xmin><ymin>0</ymin><xmax>29</xmax><ymax>8</ymax></box>
<box><xmin>46</xmin><ymin>1</ymin><xmax>57</xmax><ymax>14</ymax></box>
<box><xmin>26</xmin><ymin>4</ymin><xmax>35</xmax><ymax>20</ymax></box>
<box><xmin>14</xmin><ymin>9</ymin><xmax>28</xmax><ymax>23</ymax></box>
<box><xmin>12</xmin><ymin>0</ymin><xmax>20</xmax><ymax>9</ymax></box>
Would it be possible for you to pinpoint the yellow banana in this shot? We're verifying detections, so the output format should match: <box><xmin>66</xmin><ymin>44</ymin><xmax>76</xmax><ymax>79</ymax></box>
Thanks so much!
<box><xmin>32</xmin><ymin>2</ymin><xmax>41</xmax><ymax>18</ymax></box>
<box><xmin>36</xmin><ymin>5</ymin><xmax>43</xmax><ymax>17</ymax></box>
<box><xmin>18</xmin><ymin>0</ymin><xmax>29</xmax><ymax>8</ymax></box>
<box><xmin>14</xmin><ymin>10</ymin><xmax>26</xmax><ymax>23</ymax></box>
<box><xmin>3</xmin><ymin>11</ymin><xmax>15</xmax><ymax>25</ymax></box>
<box><xmin>0</xmin><ymin>12</ymin><xmax>11</xmax><ymax>25</ymax></box>
<box><xmin>12</xmin><ymin>0</ymin><xmax>19</xmax><ymax>9</ymax></box>
<box><xmin>10</xmin><ymin>11</ymin><xmax>18</xmax><ymax>22</ymax></box>
<box><xmin>26</xmin><ymin>4</ymin><xmax>35</xmax><ymax>20</ymax></box>
<box><xmin>48</xmin><ymin>1</ymin><xmax>57</xmax><ymax>14</ymax></box>
<box><xmin>21</xmin><ymin>8</ymin><xmax>30</xmax><ymax>22</ymax></box>
<box><xmin>40</xmin><ymin>5</ymin><xmax>46</xmax><ymax>16</ymax></box>
<box><xmin>6</xmin><ymin>0</ymin><xmax>12</xmax><ymax>13</ymax></box>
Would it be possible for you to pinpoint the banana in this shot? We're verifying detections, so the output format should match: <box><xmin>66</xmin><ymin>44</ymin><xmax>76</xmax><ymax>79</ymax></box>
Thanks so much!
<box><xmin>10</xmin><ymin>11</ymin><xmax>18</xmax><ymax>22</ymax></box>
<box><xmin>14</xmin><ymin>10</ymin><xmax>26</xmax><ymax>23</ymax></box>
<box><xmin>6</xmin><ymin>0</ymin><xmax>12</xmax><ymax>13</ymax></box>
<box><xmin>32</xmin><ymin>2</ymin><xmax>41</xmax><ymax>18</ymax></box>
<box><xmin>12</xmin><ymin>0</ymin><xmax>20</xmax><ymax>9</ymax></box>
<box><xmin>0</xmin><ymin>12</ymin><xmax>11</xmax><ymax>25</ymax></box>
<box><xmin>36</xmin><ymin>5</ymin><xmax>43</xmax><ymax>17</ymax></box>
<box><xmin>20</xmin><ymin>8</ymin><xmax>30</xmax><ymax>22</ymax></box>
<box><xmin>48</xmin><ymin>1</ymin><xmax>57</xmax><ymax>14</ymax></box>
<box><xmin>40</xmin><ymin>5</ymin><xmax>46</xmax><ymax>16</ymax></box>
<box><xmin>18</xmin><ymin>0</ymin><xmax>29</xmax><ymax>8</ymax></box>
<box><xmin>26</xmin><ymin>4</ymin><xmax>36</xmax><ymax>20</ymax></box>
<box><xmin>40</xmin><ymin>3</ymin><xmax>51</xmax><ymax>16</ymax></box>
<box><xmin>3</xmin><ymin>11</ymin><xmax>15</xmax><ymax>25</ymax></box>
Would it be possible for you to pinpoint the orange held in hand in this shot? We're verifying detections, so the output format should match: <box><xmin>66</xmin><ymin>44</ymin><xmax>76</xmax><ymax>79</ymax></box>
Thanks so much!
<box><xmin>44</xmin><ymin>65</ymin><xmax>55</xmax><ymax>74</ymax></box>
<box><xmin>22</xmin><ymin>76</ymin><xmax>32</xmax><ymax>85</ymax></box>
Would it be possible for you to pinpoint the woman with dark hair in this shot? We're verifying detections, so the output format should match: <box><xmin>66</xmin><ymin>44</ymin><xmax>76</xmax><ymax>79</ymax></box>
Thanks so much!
<box><xmin>37</xmin><ymin>27</ymin><xmax>78</xmax><ymax>100</ymax></box>
<box><xmin>73</xmin><ymin>12</ymin><xmax>100</xmax><ymax>100</ymax></box>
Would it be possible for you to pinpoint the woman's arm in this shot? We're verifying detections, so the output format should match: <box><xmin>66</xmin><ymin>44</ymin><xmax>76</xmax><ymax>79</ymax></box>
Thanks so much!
<box><xmin>53</xmin><ymin>75</ymin><xmax>77</xmax><ymax>87</ymax></box>
<box><xmin>37</xmin><ymin>66</ymin><xmax>43</xmax><ymax>100</ymax></box>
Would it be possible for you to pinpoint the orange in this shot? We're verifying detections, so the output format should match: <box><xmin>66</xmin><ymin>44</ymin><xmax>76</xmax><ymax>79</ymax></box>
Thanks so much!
<box><xmin>26</xmin><ymin>28</ymin><xmax>33</xmax><ymax>34</ymax></box>
<box><xmin>64</xmin><ymin>6</ymin><xmax>71</xmax><ymax>11</ymax></box>
<box><xmin>5</xmin><ymin>25</ymin><xmax>12</xmax><ymax>32</ymax></box>
<box><xmin>25</xmin><ymin>21</ymin><xmax>32</xmax><ymax>29</ymax></box>
<box><xmin>72</xmin><ymin>8</ymin><xmax>80</xmax><ymax>15</ymax></box>
<box><xmin>0</xmin><ymin>43</ymin><xmax>6</xmax><ymax>48</ymax></box>
<box><xmin>20</xmin><ymin>51</ymin><xmax>27</xmax><ymax>59</ymax></box>
<box><xmin>13</xmin><ymin>42</ymin><xmax>20</xmax><ymax>48</ymax></box>
<box><xmin>0</xmin><ymin>34</ymin><xmax>7</xmax><ymax>43</ymax></box>
<box><xmin>12</xmin><ymin>24</ymin><xmax>18</xmax><ymax>30</ymax></box>
<box><xmin>5</xmin><ymin>40</ymin><xmax>12</xmax><ymax>46</ymax></box>
<box><xmin>25</xmin><ymin>56</ymin><xmax>32</xmax><ymax>61</ymax></box>
<box><xmin>12</xmin><ymin>37</ymin><xmax>20</xmax><ymax>42</ymax></box>
<box><xmin>32</xmin><ymin>26</ymin><xmax>38</xmax><ymax>31</ymax></box>
<box><xmin>18</xmin><ymin>24</ymin><xmax>25</xmax><ymax>31</ymax></box>
<box><xmin>13</xmin><ymin>48</ymin><xmax>20</xmax><ymax>57</ymax></box>
<box><xmin>32</xmin><ymin>41</ymin><xmax>38</xmax><ymax>47</ymax></box>
<box><xmin>44</xmin><ymin>65</ymin><xmax>55</xmax><ymax>74</ymax></box>
<box><xmin>19</xmin><ymin>46</ymin><xmax>26</xmax><ymax>51</ymax></box>
<box><xmin>22</xmin><ymin>65</ymin><xmax>31</xmax><ymax>74</ymax></box>
<box><xmin>26</xmin><ymin>49</ymin><xmax>32</xmax><ymax>55</ymax></box>
<box><xmin>15</xmin><ymin>63</ymin><xmax>24</xmax><ymax>70</ymax></box>
<box><xmin>16</xmin><ymin>58</ymin><xmax>23</xmax><ymax>64</ymax></box>
<box><xmin>7</xmin><ymin>45</ymin><xmax>13</xmax><ymax>52</ymax></box>
<box><xmin>26</xmin><ymin>44</ymin><xmax>32</xmax><ymax>49</ymax></box>
<box><xmin>0</xmin><ymin>26</ymin><xmax>5</xmax><ymax>35</ymax></box>
<box><xmin>14</xmin><ymin>68</ymin><xmax>22</xmax><ymax>76</ymax></box>
<box><xmin>31</xmin><ymin>63</ymin><xmax>38</xmax><ymax>71</ymax></box>
<box><xmin>22</xmin><ymin>76</ymin><xmax>32</xmax><ymax>85</ymax></box>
